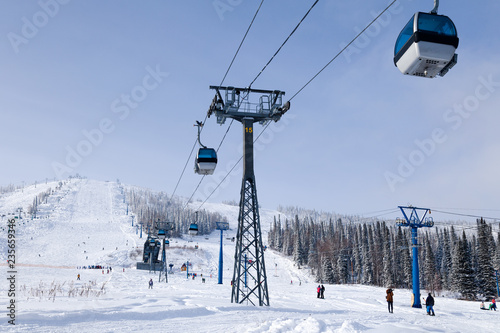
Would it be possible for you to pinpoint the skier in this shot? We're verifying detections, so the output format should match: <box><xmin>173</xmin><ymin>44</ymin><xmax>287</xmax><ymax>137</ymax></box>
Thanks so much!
<box><xmin>149</xmin><ymin>278</ymin><xmax>153</xmax><ymax>289</ymax></box>
<box><xmin>320</xmin><ymin>285</ymin><xmax>325</xmax><ymax>299</ymax></box>
<box><xmin>317</xmin><ymin>285</ymin><xmax>321</xmax><ymax>298</ymax></box>
<box><xmin>77</xmin><ymin>274</ymin><xmax>80</xmax><ymax>280</ymax></box>
<box><xmin>386</xmin><ymin>288</ymin><xmax>394</xmax><ymax>313</ymax></box>
<box><xmin>425</xmin><ymin>293</ymin><xmax>435</xmax><ymax>316</ymax></box>
<box><xmin>491</xmin><ymin>298</ymin><xmax>497</xmax><ymax>311</ymax></box>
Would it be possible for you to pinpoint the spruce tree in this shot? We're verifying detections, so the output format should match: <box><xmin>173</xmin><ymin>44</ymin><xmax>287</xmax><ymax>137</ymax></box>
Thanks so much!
<box><xmin>476</xmin><ymin>218</ymin><xmax>496</xmax><ymax>297</ymax></box>
<box><xmin>452</xmin><ymin>232</ymin><xmax>476</xmax><ymax>299</ymax></box>
<box><xmin>424</xmin><ymin>234</ymin><xmax>437</xmax><ymax>293</ymax></box>
<box><xmin>337</xmin><ymin>255</ymin><xmax>348</xmax><ymax>284</ymax></box>
<box><xmin>361</xmin><ymin>225</ymin><xmax>373</xmax><ymax>285</ymax></box>
<box><xmin>322</xmin><ymin>256</ymin><xmax>335</xmax><ymax>284</ymax></box>
<box><xmin>382</xmin><ymin>227</ymin><xmax>394</xmax><ymax>287</ymax></box>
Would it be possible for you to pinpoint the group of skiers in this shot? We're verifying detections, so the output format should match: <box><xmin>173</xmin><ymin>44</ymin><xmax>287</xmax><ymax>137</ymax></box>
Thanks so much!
<box><xmin>386</xmin><ymin>288</ymin><xmax>435</xmax><ymax>315</ymax></box>
<box><xmin>316</xmin><ymin>285</ymin><xmax>325</xmax><ymax>299</ymax></box>
<box><xmin>480</xmin><ymin>298</ymin><xmax>496</xmax><ymax>311</ymax></box>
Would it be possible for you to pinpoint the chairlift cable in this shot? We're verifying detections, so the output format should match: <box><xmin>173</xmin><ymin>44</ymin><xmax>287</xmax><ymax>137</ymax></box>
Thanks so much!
<box><xmin>430</xmin><ymin>209</ymin><xmax>500</xmax><ymax>222</ymax></box>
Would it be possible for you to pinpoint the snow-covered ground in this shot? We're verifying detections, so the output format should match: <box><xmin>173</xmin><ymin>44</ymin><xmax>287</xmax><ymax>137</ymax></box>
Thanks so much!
<box><xmin>0</xmin><ymin>179</ymin><xmax>497</xmax><ymax>332</ymax></box>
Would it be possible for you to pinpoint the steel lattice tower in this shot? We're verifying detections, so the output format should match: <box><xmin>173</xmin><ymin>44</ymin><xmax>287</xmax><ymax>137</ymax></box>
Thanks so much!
<box><xmin>208</xmin><ymin>86</ymin><xmax>289</xmax><ymax>306</ymax></box>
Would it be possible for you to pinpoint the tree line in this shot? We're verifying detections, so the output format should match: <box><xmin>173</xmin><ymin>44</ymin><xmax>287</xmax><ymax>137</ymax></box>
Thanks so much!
<box><xmin>268</xmin><ymin>212</ymin><xmax>500</xmax><ymax>300</ymax></box>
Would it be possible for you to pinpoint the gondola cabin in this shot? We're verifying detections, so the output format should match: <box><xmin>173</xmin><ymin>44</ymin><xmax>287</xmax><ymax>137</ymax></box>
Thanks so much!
<box><xmin>195</xmin><ymin>148</ymin><xmax>217</xmax><ymax>175</ymax></box>
<box><xmin>165</xmin><ymin>239</ymin><xmax>170</xmax><ymax>247</ymax></box>
<box><xmin>394</xmin><ymin>12</ymin><xmax>458</xmax><ymax>78</ymax></box>
<box><xmin>188</xmin><ymin>223</ymin><xmax>199</xmax><ymax>236</ymax></box>
<box><xmin>157</xmin><ymin>229</ymin><xmax>166</xmax><ymax>239</ymax></box>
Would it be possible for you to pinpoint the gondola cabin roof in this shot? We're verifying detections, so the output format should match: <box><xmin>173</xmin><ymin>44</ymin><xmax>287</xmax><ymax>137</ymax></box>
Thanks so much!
<box><xmin>197</xmin><ymin>148</ymin><xmax>217</xmax><ymax>161</ymax></box>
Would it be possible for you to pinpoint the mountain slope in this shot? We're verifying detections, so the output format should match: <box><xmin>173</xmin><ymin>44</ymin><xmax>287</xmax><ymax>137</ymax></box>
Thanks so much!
<box><xmin>0</xmin><ymin>179</ymin><xmax>497</xmax><ymax>333</ymax></box>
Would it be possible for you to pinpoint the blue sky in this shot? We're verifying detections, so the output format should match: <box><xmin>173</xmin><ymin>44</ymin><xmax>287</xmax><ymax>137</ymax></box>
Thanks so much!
<box><xmin>1</xmin><ymin>0</ymin><xmax>499</xmax><ymax>222</ymax></box>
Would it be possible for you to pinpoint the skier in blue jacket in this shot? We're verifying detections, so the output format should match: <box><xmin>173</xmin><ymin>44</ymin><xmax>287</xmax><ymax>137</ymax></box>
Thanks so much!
<box><xmin>425</xmin><ymin>293</ymin><xmax>435</xmax><ymax>316</ymax></box>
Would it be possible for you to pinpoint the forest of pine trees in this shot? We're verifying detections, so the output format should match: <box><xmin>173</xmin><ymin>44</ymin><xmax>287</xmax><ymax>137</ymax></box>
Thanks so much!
<box><xmin>268</xmin><ymin>213</ymin><xmax>499</xmax><ymax>301</ymax></box>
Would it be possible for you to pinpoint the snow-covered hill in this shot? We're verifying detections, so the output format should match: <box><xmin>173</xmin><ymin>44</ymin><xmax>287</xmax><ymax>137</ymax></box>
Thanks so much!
<box><xmin>0</xmin><ymin>179</ymin><xmax>497</xmax><ymax>332</ymax></box>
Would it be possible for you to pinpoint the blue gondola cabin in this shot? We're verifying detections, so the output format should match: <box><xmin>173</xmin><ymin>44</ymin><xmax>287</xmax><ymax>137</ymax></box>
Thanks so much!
<box><xmin>394</xmin><ymin>12</ymin><xmax>459</xmax><ymax>78</ymax></box>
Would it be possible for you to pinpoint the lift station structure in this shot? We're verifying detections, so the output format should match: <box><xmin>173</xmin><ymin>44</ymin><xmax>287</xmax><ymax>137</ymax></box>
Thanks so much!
<box><xmin>396</xmin><ymin>206</ymin><xmax>434</xmax><ymax>308</ymax></box>
<box><xmin>208</xmin><ymin>86</ymin><xmax>290</xmax><ymax>306</ymax></box>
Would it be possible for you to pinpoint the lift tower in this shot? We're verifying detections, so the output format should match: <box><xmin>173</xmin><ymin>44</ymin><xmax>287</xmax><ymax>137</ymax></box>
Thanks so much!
<box><xmin>396</xmin><ymin>206</ymin><xmax>434</xmax><ymax>308</ymax></box>
<box><xmin>156</xmin><ymin>221</ymin><xmax>174</xmax><ymax>284</ymax></box>
<box><xmin>208</xmin><ymin>86</ymin><xmax>290</xmax><ymax>306</ymax></box>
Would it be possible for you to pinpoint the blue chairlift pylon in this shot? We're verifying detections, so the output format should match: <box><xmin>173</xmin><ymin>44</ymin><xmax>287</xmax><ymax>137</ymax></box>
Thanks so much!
<box><xmin>396</xmin><ymin>206</ymin><xmax>434</xmax><ymax>308</ymax></box>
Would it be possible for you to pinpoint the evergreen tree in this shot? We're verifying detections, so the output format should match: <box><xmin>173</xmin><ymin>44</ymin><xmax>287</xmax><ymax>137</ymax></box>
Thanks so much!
<box><xmin>402</xmin><ymin>232</ymin><xmax>412</xmax><ymax>289</ymax></box>
<box><xmin>476</xmin><ymin>218</ymin><xmax>496</xmax><ymax>297</ymax></box>
<box><xmin>495</xmin><ymin>231</ymin><xmax>500</xmax><ymax>272</ymax></box>
<box><xmin>452</xmin><ymin>232</ymin><xmax>476</xmax><ymax>299</ymax></box>
<box><xmin>337</xmin><ymin>255</ymin><xmax>348</xmax><ymax>284</ymax></box>
<box><xmin>424</xmin><ymin>234</ymin><xmax>437</xmax><ymax>293</ymax></box>
<box><xmin>352</xmin><ymin>226</ymin><xmax>362</xmax><ymax>284</ymax></box>
<box><xmin>361</xmin><ymin>224</ymin><xmax>373</xmax><ymax>285</ymax></box>
<box><xmin>322</xmin><ymin>256</ymin><xmax>335</xmax><ymax>284</ymax></box>
<box><xmin>382</xmin><ymin>226</ymin><xmax>394</xmax><ymax>287</ymax></box>
<box><xmin>441</xmin><ymin>228</ymin><xmax>453</xmax><ymax>290</ymax></box>
<box><xmin>293</xmin><ymin>217</ymin><xmax>306</xmax><ymax>268</ymax></box>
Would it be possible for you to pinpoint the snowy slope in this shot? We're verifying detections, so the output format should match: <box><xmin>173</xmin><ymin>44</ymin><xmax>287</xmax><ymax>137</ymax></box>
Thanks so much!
<box><xmin>0</xmin><ymin>179</ymin><xmax>497</xmax><ymax>332</ymax></box>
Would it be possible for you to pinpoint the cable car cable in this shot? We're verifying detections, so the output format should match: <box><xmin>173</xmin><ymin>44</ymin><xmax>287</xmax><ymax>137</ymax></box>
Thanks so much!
<box><xmin>248</xmin><ymin>0</ymin><xmax>319</xmax><ymax>89</ymax></box>
<box><xmin>170</xmin><ymin>140</ymin><xmax>198</xmax><ymax>200</ymax></box>
<box><xmin>188</xmin><ymin>2</ymin><xmax>322</xmax><ymax>207</ymax></box>
<box><xmin>220</xmin><ymin>0</ymin><xmax>265</xmax><ymax>90</ymax></box>
<box><xmin>194</xmin><ymin>122</ymin><xmax>272</xmax><ymax>211</ymax></box>
<box><xmin>185</xmin><ymin>1</ymin><xmax>397</xmax><ymax>211</ymax></box>
<box><xmin>288</xmin><ymin>0</ymin><xmax>398</xmax><ymax>102</ymax></box>
<box><xmin>170</xmin><ymin>2</ymin><xmax>264</xmax><ymax>199</ymax></box>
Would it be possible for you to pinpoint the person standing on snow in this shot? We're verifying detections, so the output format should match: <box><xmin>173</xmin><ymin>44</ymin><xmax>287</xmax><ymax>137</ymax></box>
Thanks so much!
<box><xmin>386</xmin><ymin>288</ymin><xmax>394</xmax><ymax>313</ymax></box>
<box><xmin>149</xmin><ymin>278</ymin><xmax>153</xmax><ymax>289</ymax></box>
<box><xmin>320</xmin><ymin>285</ymin><xmax>325</xmax><ymax>299</ymax></box>
<box><xmin>317</xmin><ymin>285</ymin><xmax>321</xmax><ymax>298</ymax></box>
<box><xmin>425</xmin><ymin>293</ymin><xmax>435</xmax><ymax>316</ymax></box>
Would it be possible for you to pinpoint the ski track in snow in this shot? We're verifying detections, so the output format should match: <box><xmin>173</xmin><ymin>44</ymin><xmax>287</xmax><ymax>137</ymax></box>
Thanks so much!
<box><xmin>0</xmin><ymin>179</ymin><xmax>498</xmax><ymax>332</ymax></box>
